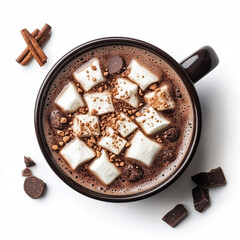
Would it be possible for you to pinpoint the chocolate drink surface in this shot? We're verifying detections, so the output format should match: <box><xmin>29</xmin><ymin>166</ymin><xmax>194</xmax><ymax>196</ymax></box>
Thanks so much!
<box><xmin>43</xmin><ymin>45</ymin><xmax>194</xmax><ymax>195</ymax></box>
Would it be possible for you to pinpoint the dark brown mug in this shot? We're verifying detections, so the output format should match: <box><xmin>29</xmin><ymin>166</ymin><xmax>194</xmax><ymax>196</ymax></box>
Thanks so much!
<box><xmin>35</xmin><ymin>37</ymin><xmax>219</xmax><ymax>202</ymax></box>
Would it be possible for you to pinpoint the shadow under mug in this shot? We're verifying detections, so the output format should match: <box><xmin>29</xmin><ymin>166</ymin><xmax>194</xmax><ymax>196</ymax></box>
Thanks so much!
<box><xmin>35</xmin><ymin>37</ymin><xmax>219</xmax><ymax>202</ymax></box>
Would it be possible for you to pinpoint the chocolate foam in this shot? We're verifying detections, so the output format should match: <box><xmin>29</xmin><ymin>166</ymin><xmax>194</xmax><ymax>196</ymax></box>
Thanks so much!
<box><xmin>43</xmin><ymin>45</ymin><xmax>194</xmax><ymax>195</ymax></box>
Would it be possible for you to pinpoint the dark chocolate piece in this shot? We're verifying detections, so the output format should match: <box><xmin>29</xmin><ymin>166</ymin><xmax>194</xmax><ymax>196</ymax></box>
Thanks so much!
<box><xmin>108</xmin><ymin>56</ymin><xmax>123</xmax><ymax>74</ymax></box>
<box><xmin>24</xmin><ymin>156</ymin><xmax>36</xmax><ymax>167</ymax></box>
<box><xmin>191</xmin><ymin>167</ymin><xmax>226</xmax><ymax>188</ymax></box>
<box><xmin>161</xmin><ymin>149</ymin><xmax>176</xmax><ymax>162</ymax></box>
<box><xmin>123</xmin><ymin>163</ymin><xmax>144</xmax><ymax>182</ymax></box>
<box><xmin>192</xmin><ymin>186</ymin><xmax>210</xmax><ymax>212</ymax></box>
<box><xmin>162</xmin><ymin>204</ymin><xmax>188</xmax><ymax>227</ymax></box>
<box><xmin>24</xmin><ymin>176</ymin><xmax>46</xmax><ymax>199</ymax></box>
<box><xmin>208</xmin><ymin>167</ymin><xmax>227</xmax><ymax>186</ymax></box>
<box><xmin>22</xmin><ymin>168</ymin><xmax>32</xmax><ymax>177</ymax></box>
<box><xmin>162</xmin><ymin>127</ymin><xmax>180</xmax><ymax>142</ymax></box>
<box><xmin>191</xmin><ymin>172</ymin><xmax>210</xmax><ymax>188</ymax></box>
<box><xmin>49</xmin><ymin>109</ymin><xmax>67</xmax><ymax>130</ymax></box>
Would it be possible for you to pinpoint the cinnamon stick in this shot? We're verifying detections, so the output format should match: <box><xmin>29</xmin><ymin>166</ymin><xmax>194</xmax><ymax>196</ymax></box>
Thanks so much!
<box><xmin>17</xmin><ymin>24</ymin><xmax>51</xmax><ymax>66</ymax></box>
<box><xmin>20</xmin><ymin>33</ymin><xmax>50</xmax><ymax>66</ymax></box>
<box><xmin>21</xmin><ymin>28</ymin><xmax>46</xmax><ymax>66</ymax></box>
<box><xmin>16</xmin><ymin>29</ymin><xmax>39</xmax><ymax>63</ymax></box>
<box><xmin>34</xmin><ymin>24</ymin><xmax>51</xmax><ymax>42</ymax></box>
<box><xmin>23</xmin><ymin>28</ymin><xmax>47</xmax><ymax>63</ymax></box>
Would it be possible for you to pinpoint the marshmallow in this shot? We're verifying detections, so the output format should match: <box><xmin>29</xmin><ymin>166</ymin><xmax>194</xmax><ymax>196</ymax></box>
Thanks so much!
<box><xmin>73</xmin><ymin>58</ymin><xmax>106</xmax><ymax>92</ymax></box>
<box><xmin>144</xmin><ymin>85</ymin><xmax>175</xmax><ymax>111</ymax></box>
<box><xmin>125</xmin><ymin>130</ymin><xmax>162</xmax><ymax>167</ymax></box>
<box><xmin>72</xmin><ymin>114</ymin><xmax>100</xmax><ymax>137</ymax></box>
<box><xmin>55</xmin><ymin>82</ymin><xmax>84</xmax><ymax>113</ymax></box>
<box><xmin>114</xmin><ymin>78</ymin><xmax>139</xmax><ymax>108</ymax></box>
<box><xmin>98</xmin><ymin>127</ymin><xmax>127</xmax><ymax>155</ymax></box>
<box><xmin>116</xmin><ymin>112</ymin><xmax>138</xmax><ymax>137</ymax></box>
<box><xmin>84</xmin><ymin>91</ymin><xmax>115</xmax><ymax>115</ymax></box>
<box><xmin>127</xmin><ymin>59</ymin><xmax>159</xmax><ymax>90</ymax></box>
<box><xmin>135</xmin><ymin>107</ymin><xmax>170</xmax><ymax>135</ymax></box>
<box><xmin>60</xmin><ymin>138</ymin><xmax>96</xmax><ymax>170</ymax></box>
<box><xmin>89</xmin><ymin>150</ymin><xmax>121</xmax><ymax>185</ymax></box>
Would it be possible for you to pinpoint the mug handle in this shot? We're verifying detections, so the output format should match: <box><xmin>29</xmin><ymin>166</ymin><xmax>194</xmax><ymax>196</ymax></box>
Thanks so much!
<box><xmin>180</xmin><ymin>46</ymin><xmax>219</xmax><ymax>84</ymax></box>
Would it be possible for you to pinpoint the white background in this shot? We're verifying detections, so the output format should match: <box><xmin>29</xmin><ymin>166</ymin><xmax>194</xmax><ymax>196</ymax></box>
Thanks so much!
<box><xmin>0</xmin><ymin>0</ymin><xmax>239</xmax><ymax>239</ymax></box>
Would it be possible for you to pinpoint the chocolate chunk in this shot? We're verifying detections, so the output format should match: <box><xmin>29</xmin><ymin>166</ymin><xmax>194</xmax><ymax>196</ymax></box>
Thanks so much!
<box><xmin>22</xmin><ymin>168</ymin><xmax>32</xmax><ymax>177</ymax></box>
<box><xmin>123</xmin><ymin>163</ymin><xmax>144</xmax><ymax>182</ymax></box>
<box><xmin>192</xmin><ymin>186</ymin><xmax>210</xmax><ymax>212</ymax></box>
<box><xmin>24</xmin><ymin>156</ymin><xmax>36</xmax><ymax>167</ymax></box>
<box><xmin>24</xmin><ymin>176</ymin><xmax>46</xmax><ymax>199</ymax></box>
<box><xmin>162</xmin><ymin>204</ymin><xmax>188</xmax><ymax>228</ymax></box>
<box><xmin>49</xmin><ymin>109</ymin><xmax>67</xmax><ymax>129</ymax></box>
<box><xmin>161</xmin><ymin>149</ymin><xmax>176</xmax><ymax>162</ymax></box>
<box><xmin>208</xmin><ymin>167</ymin><xmax>227</xmax><ymax>186</ymax></box>
<box><xmin>162</xmin><ymin>127</ymin><xmax>180</xmax><ymax>142</ymax></box>
<box><xmin>191</xmin><ymin>167</ymin><xmax>226</xmax><ymax>188</ymax></box>
<box><xmin>108</xmin><ymin>56</ymin><xmax>124</xmax><ymax>74</ymax></box>
<box><xmin>192</xmin><ymin>172</ymin><xmax>210</xmax><ymax>188</ymax></box>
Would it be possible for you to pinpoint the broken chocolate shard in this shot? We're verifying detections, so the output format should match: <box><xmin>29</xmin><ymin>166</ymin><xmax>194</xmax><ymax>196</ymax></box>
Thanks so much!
<box><xmin>191</xmin><ymin>167</ymin><xmax>226</xmax><ymax>188</ymax></box>
<box><xmin>108</xmin><ymin>56</ymin><xmax>124</xmax><ymax>74</ymax></box>
<box><xmin>123</xmin><ymin>163</ymin><xmax>144</xmax><ymax>182</ymax></box>
<box><xmin>24</xmin><ymin>156</ymin><xmax>36</xmax><ymax>167</ymax></box>
<box><xmin>192</xmin><ymin>186</ymin><xmax>210</xmax><ymax>212</ymax></box>
<box><xmin>208</xmin><ymin>167</ymin><xmax>227</xmax><ymax>187</ymax></box>
<box><xmin>162</xmin><ymin>127</ymin><xmax>180</xmax><ymax>142</ymax></box>
<box><xmin>49</xmin><ymin>109</ymin><xmax>68</xmax><ymax>130</ymax></box>
<box><xmin>161</xmin><ymin>149</ymin><xmax>176</xmax><ymax>162</ymax></box>
<box><xmin>24</xmin><ymin>176</ymin><xmax>46</xmax><ymax>199</ymax></box>
<box><xmin>162</xmin><ymin>204</ymin><xmax>188</xmax><ymax>228</ymax></box>
<box><xmin>191</xmin><ymin>172</ymin><xmax>210</xmax><ymax>188</ymax></box>
<box><xmin>22</xmin><ymin>168</ymin><xmax>32</xmax><ymax>177</ymax></box>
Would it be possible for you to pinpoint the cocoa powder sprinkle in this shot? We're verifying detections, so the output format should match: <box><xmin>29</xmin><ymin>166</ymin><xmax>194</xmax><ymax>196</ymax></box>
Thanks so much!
<box><xmin>60</xmin><ymin>117</ymin><xmax>67</xmax><ymax>124</ymax></box>
<box><xmin>91</xmin><ymin>109</ymin><xmax>98</xmax><ymax>115</ymax></box>
<box><xmin>52</xmin><ymin>145</ymin><xmax>58</xmax><ymax>150</ymax></box>
<box><xmin>91</xmin><ymin>65</ymin><xmax>97</xmax><ymax>71</ymax></box>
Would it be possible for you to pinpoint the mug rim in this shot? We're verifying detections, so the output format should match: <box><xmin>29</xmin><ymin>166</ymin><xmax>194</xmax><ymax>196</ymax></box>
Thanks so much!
<box><xmin>34</xmin><ymin>37</ymin><xmax>202</xmax><ymax>202</ymax></box>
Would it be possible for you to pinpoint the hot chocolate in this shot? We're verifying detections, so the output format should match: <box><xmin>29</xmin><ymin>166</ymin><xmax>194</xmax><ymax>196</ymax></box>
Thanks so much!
<box><xmin>43</xmin><ymin>45</ymin><xmax>194</xmax><ymax>195</ymax></box>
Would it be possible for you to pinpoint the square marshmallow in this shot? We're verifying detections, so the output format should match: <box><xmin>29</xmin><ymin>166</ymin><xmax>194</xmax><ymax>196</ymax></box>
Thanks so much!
<box><xmin>73</xmin><ymin>58</ymin><xmax>106</xmax><ymax>92</ymax></box>
<box><xmin>89</xmin><ymin>150</ymin><xmax>120</xmax><ymax>185</ymax></box>
<box><xmin>127</xmin><ymin>59</ymin><xmax>159</xmax><ymax>90</ymax></box>
<box><xmin>114</xmin><ymin>78</ymin><xmax>139</xmax><ymax>108</ymax></box>
<box><xmin>72</xmin><ymin>114</ymin><xmax>100</xmax><ymax>137</ymax></box>
<box><xmin>125</xmin><ymin>130</ymin><xmax>162</xmax><ymax>167</ymax></box>
<box><xmin>116</xmin><ymin>112</ymin><xmax>138</xmax><ymax>137</ymax></box>
<box><xmin>135</xmin><ymin>107</ymin><xmax>170</xmax><ymax>135</ymax></box>
<box><xmin>98</xmin><ymin>127</ymin><xmax>127</xmax><ymax>155</ymax></box>
<box><xmin>144</xmin><ymin>85</ymin><xmax>175</xmax><ymax>111</ymax></box>
<box><xmin>55</xmin><ymin>82</ymin><xmax>84</xmax><ymax>113</ymax></box>
<box><xmin>84</xmin><ymin>91</ymin><xmax>115</xmax><ymax>116</ymax></box>
<box><xmin>60</xmin><ymin>138</ymin><xmax>96</xmax><ymax>170</ymax></box>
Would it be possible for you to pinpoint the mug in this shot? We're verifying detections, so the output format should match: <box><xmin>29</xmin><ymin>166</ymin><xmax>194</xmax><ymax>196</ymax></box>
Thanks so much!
<box><xmin>35</xmin><ymin>37</ymin><xmax>219</xmax><ymax>202</ymax></box>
